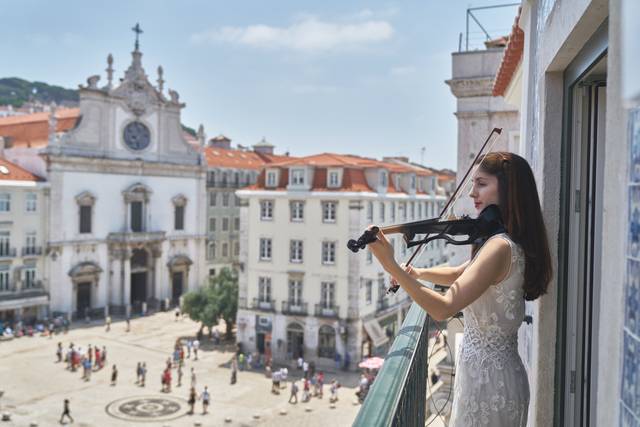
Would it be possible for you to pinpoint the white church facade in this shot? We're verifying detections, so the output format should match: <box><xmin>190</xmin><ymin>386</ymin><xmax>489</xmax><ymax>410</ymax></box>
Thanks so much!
<box><xmin>0</xmin><ymin>35</ymin><xmax>209</xmax><ymax>320</ymax></box>
<box><xmin>43</xmin><ymin>44</ymin><xmax>207</xmax><ymax>318</ymax></box>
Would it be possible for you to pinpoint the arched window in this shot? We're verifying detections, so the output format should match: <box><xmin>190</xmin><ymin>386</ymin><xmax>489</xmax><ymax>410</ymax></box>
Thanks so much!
<box><xmin>318</xmin><ymin>325</ymin><xmax>336</xmax><ymax>358</ymax></box>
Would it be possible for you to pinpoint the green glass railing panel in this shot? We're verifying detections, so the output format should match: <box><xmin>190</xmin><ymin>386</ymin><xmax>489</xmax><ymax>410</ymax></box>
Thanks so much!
<box><xmin>353</xmin><ymin>302</ymin><xmax>429</xmax><ymax>427</ymax></box>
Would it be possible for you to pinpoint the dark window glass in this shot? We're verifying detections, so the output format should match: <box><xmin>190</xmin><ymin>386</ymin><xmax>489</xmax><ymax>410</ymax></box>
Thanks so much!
<box><xmin>175</xmin><ymin>205</ymin><xmax>185</xmax><ymax>230</ymax></box>
<box><xmin>131</xmin><ymin>201</ymin><xmax>143</xmax><ymax>232</ymax></box>
<box><xmin>79</xmin><ymin>205</ymin><xmax>92</xmax><ymax>234</ymax></box>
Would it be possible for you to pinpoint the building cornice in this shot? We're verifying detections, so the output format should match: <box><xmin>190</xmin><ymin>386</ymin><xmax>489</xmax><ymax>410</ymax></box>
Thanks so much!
<box><xmin>445</xmin><ymin>77</ymin><xmax>495</xmax><ymax>98</ymax></box>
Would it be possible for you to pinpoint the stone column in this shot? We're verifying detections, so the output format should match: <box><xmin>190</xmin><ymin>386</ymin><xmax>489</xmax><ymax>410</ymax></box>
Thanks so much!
<box><xmin>123</xmin><ymin>249</ymin><xmax>131</xmax><ymax>312</ymax></box>
<box><xmin>153</xmin><ymin>247</ymin><xmax>163</xmax><ymax>300</ymax></box>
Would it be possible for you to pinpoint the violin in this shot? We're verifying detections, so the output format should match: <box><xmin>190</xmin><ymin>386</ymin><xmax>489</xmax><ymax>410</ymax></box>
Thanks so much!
<box><xmin>346</xmin><ymin>127</ymin><xmax>504</xmax><ymax>294</ymax></box>
<box><xmin>347</xmin><ymin>203</ymin><xmax>505</xmax><ymax>252</ymax></box>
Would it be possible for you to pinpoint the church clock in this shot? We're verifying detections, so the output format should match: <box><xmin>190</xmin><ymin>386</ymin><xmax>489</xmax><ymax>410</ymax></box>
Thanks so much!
<box><xmin>123</xmin><ymin>121</ymin><xmax>151</xmax><ymax>151</ymax></box>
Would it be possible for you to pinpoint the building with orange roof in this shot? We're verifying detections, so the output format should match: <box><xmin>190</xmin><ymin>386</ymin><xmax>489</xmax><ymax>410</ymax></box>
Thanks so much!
<box><xmin>234</xmin><ymin>151</ymin><xmax>452</xmax><ymax>369</ymax></box>
<box><xmin>0</xmin><ymin>157</ymin><xmax>49</xmax><ymax>322</ymax></box>
<box><xmin>202</xmin><ymin>135</ymin><xmax>292</xmax><ymax>278</ymax></box>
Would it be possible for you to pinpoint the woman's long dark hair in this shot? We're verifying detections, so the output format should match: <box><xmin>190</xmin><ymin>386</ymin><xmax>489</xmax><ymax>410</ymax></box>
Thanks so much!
<box><xmin>473</xmin><ymin>152</ymin><xmax>552</xmax><ymax>300</ymax></box>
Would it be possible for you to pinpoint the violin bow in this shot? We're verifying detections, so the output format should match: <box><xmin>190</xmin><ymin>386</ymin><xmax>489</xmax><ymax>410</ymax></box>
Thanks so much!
<box><xmin>387</xmin><ymin>127</ymin><xmax>503</xmax><ymax>293</ymax></box>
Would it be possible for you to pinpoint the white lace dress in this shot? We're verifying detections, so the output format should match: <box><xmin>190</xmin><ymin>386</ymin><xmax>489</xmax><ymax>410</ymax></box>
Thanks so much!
<box><xmin>449</xmin><ymin>233</ymin><xmax>530</xmax><ymax>427</ymax></box>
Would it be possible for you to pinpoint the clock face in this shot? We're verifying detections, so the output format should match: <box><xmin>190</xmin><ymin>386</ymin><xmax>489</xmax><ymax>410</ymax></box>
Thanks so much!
<box><xmin>123</xmin><ymin>122</ymin><xmax>151</xmax><ymax>151</ymax></box>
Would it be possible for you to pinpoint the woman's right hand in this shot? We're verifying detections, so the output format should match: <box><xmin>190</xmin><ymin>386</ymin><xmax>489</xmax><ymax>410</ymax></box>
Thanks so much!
<box><xmin>389</xmin><ymin>263</ymin><xmax>420</xmax><ymax>287</ymax></box>
<box><xmin>401</xmin><ymin>263</ymin><xmax>420</xmax><ymax>279</ymax></box>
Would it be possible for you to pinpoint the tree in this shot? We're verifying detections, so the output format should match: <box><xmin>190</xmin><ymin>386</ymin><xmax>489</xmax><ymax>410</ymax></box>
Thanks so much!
<box><xmin>210</xmin><ymin>267</ymin><xmax>239</xmax><ymax>340</ymax></box>
<box><xmin>182</xmin><ymin>286</ymin><xmax>218</xmax><ymax>335</ymax></box>
<box><xmin>181</xmin><ymin>267</ymin><xmax>238</xmax><ymax>340</ymax></box>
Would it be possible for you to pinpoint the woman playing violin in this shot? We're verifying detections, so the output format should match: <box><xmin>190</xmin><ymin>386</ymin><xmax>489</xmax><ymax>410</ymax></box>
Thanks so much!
<box><xmin>368</xmin><ymin>152</ymin><xmax>552</xmax><ymax>427</ymax></box>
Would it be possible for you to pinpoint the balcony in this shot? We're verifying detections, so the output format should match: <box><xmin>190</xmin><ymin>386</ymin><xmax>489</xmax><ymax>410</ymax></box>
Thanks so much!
<box><xmin>0</xmin><ymin>248</ymin><xmax>17</xmax><ymax>259</ymax></box>
<box><xmin>314</xmin><ymin>304</ymin><xmax>339</xmax><ymax>318</ymax></box>
<box><xmin>107</xmin><ymin>231</ymin><xmax>166</xmax><ymax>244</ymax></box>
<box><xmin>281</xmin><ymin>301</ymin><xmax>308</xmax><ymax>316</ymax></box>
<box><xmin>0</xmin><ymin>280</ymin><xmax>48</xmax><ymax>305</ymax></box>
<box><xmin>206</xmin><ymin>180</ymin><xmax>243</xmax><ymax>189</ymax></box>
<box><xmin>251</xmin><ymin>298</ymin><xmax>275</xmax><ymax>312</ymax></box>
<box><xmin>353</xmin><ymin>302</ymin><xmax>430</xmax><ymax>426</ymax></box>
<box><xmin>21</xmin><ymin>246</ymin><xmax>43</xmax><ymax>257</ymax></box>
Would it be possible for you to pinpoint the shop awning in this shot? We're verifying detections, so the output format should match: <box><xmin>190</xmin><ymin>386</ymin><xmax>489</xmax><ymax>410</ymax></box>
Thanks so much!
<box><xmin>363</xmin><ymin>318</ymin><xmax>389</xmax><ymax>348</ymax></box>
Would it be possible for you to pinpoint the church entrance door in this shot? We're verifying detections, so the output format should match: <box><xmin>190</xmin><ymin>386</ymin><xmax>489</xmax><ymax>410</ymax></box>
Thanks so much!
<box><xmin>171</xmin><ymin>271</ymin><xmax>183</xmax><ymax>304</ymax></box>
<box><xmin>76</xmin><ymin>282</ymin><xmax>91</xmax><ymax>316</ymax></box>
<box><xmin>131</xmin><ymin>272</ymin><xmax>147</xmax><ymax>305</ymax></box>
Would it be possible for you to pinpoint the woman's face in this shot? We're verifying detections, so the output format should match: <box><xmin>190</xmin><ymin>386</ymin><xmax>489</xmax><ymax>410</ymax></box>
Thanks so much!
<box><xmin>469</xmin><ymin>170</ymin><xmax>499</xmax><ymax>213</ymax></box>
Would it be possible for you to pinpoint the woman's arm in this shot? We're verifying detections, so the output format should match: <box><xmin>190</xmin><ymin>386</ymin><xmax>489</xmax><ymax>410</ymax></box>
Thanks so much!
<box><xmin>410</xmin><ymin>261</ymin><xmax>470</xmax><ymax>286</ymax></box>
<box><xmin>370</xmin><ymin>230</ymin><xmax>510</xmax><ymax>321</ymax></box>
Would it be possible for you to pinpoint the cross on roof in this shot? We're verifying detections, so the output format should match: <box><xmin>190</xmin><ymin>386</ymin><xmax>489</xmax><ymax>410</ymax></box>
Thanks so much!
<box><xmin>132</xmin><ymin>23</ymin><xmax>143</xmax><ymax>51</ymax></box>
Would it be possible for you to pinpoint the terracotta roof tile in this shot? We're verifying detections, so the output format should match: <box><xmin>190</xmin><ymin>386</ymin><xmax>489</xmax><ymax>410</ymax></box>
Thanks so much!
<box><xmin>204</xmin><ymin>146</ymin><xmax>293</xmax><ymax>170</ymax></box>
<box><xmin>0</xmin><ymin>108</ymin><xmax>80</xmax><ymax>148</ymax></box>
<box><xmin>493</xmin><ymin>7</ymin><xmax>524</xmax><ymax>97</ymax></box>
<box><xmin>0</xmin><ymin>157</ymin><xmax>44</xmax><ymax>182</ymax></box>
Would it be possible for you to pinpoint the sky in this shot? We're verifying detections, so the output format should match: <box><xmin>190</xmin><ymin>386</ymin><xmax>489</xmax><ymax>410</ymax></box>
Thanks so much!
<box><xmin>0</xmin><ymin>1</ymin><xmax>520</xmax><ymax>170</ymax></box>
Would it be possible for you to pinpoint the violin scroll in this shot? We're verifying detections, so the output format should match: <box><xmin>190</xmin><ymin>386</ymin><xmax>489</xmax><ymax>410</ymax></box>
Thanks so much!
<box><xmin>347</xmin><ymin>226</ymin><xmax>379</xmax><ymax>253</ymax></box>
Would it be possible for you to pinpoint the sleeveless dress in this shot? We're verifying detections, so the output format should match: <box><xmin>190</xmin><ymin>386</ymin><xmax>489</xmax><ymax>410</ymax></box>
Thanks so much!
<box><xmin>449</xmin><ymin>233</ymin><xmax>530</xmax><ymax>427</ymax></box>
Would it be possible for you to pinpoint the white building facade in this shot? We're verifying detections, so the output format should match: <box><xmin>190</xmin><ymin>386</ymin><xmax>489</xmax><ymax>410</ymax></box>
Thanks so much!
<box><xmin>0</xmin><ymin>159</ymin><xmax>48</xmax><ymax>322</ymax></box>
<box><xmin>38</xmin><ymin>45</ymin><xmax>207</xmax><ymax>318</ymax></box>
<box><xmin>236</xmin><ymin>153</ymin><xmax>448</xmax><ymax>369</ymax></box>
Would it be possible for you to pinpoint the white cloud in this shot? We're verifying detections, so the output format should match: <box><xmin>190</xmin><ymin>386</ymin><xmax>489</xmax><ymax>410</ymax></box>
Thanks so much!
<box><xmin>390</xmin><ymin>66</ymin><xmax>417</xmax><ymax>76</ymax></box>
<box><xmin>191</xmin><ymin>16</ymin><xmax>394</xmax><ymax>53</ymax></box>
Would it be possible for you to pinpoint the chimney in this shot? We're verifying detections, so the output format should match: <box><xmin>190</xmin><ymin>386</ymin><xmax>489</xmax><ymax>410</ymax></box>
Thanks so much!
<box><xmin>253</xmin><ymin>137</ymin><xmax>274</xmax><ymax>155</ymax></box>
<box><xmin>208</xmin><ymin>134</ymin><xmax>231</xmax><ymax>149</ymax></box>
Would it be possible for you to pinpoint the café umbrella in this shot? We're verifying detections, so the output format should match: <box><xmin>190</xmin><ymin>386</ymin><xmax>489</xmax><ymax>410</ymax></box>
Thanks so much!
<box><xmin>358</xmin><ymin>357</ymin><xmax>385</xmax><ymax>370</ymax></box>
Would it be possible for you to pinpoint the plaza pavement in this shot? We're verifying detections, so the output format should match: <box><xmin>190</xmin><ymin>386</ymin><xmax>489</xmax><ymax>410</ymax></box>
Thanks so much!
<box><xmin>0</xmin><ymin>311</ymin><xmax>363</xmax><ymax>427</ymax></box>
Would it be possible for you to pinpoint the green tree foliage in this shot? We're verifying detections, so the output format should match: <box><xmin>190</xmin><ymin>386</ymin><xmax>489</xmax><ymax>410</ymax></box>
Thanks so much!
<box><xmin>0</xmin><ymin>78</ymin><xmax>78</xmax><ymax>107</ymax></box>
<box><xmin>181</xmin><ymin>267</ymin><xmax>238</xmax><ymax>339</ymax></box>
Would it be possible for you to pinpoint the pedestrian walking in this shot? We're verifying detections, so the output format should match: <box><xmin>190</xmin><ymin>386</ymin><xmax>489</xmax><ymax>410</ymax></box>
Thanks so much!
<box><xmin>187</xmin><ymin>339</ymin><xmax>192</xmax><ymax>358</ymax></box>
<box><xmin>175</xmin><ymin>307</ymin><xmax>180</xmax><ymax>322</ymax></box>
<box><xmin>188</xmin><ymin>386</ymin><xmax>196</xmax><ymax>414</ymax></box>
<box><xmin>56</xmin><ymin>342</ymin><xmax>63</xmax><ymax>363</ymax></box>
<box><xmin>193</xmin><ymin>339</ymin><xmax>200</xmax><ymax>360</ymax></box>
<box><xmin>136</xmin><ymin>362</ymin><xmax>142</xmax><ymax>384</ymax></box>
<box><xmin>238</xmin><ymin>352</ymin><xmax>245</xmax><ymax>371</ymax></box>
<box><xmin>94</xmin><ymin>347</ymin><xmax>101</xmax><ymax>371</ymax></box>
<box><xmin>190</xmin><ymin>367</ymin><xmax>196</xmax><ymax>389</ymax></box>
<box><xmin>200</xmin><ymin>386</ymin><xmax>210</xmax><ymax>414</ymax></box>
<box><xmin>317</xmin><ymin>371</ymin><xmax>325</xmax><ymax>399</ymax></box>
<box><xmin>177</xmin><ymin>364</ymin><xmax>183</xmax><ymax>387</ymax></box>
<box><xmin>297</xmin><ymin>356</ymin><xmax>303</xmax><ymax>370</ymax></box>
<box><xmin>111</xmin><ymin>365</ymin><xmax>118</xmax><ymax>386</ymax></box>
<box><xmin>230</xmin><ymin>356</ymin><xmax>238</xmax><ymax>385</ymax></box>
<box><xmin>59</xmin><ymin>399</ymin><xmax>74</xmax><ymax>424</ymax></box>
<box><xmin>288</xmin><ymin>381</ymin><xmax>299</xmax><ymax>404</ymax></box>
<box><xmin>302</xmin><ymin>378</ymin><xmax>310</xmax><ymax>402</ymax></box>
<box><xmin>101</xmin><ymin>346</ymin><xmax>107</xmax><ymax>366</ymax></box>
<box><xmin>125</xmin><ymin>317</ymin><xmax>130</xmax><ymax>332</ymax></box>
<box><xmin>271</xmin><ymin>369</ymin><xmax>280</xmax><ymax>394</ymax></box>
<box><xmin>330</xmin><ymin>379</ymin><xmax>340</xmax><ymax>403</ymax></box>
<box><xmin>105</xmin><ymin>315</ymin><xmax>111</xmax><ymax>332</ymax></box>
<box><xmin>303</xmin><ymin>360</ymin><xmax>309</xmax><ymax>379</ymax></box>
<box><xmin>141</xmin><ymin>362</ymin><xmax>147</xmax><ymax>387</ymax></box>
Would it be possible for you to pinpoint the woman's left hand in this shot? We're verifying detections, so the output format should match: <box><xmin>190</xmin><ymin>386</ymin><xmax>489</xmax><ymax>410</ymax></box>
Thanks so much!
<box><xmin>367</xmin><ymin>226</ymin><xmax>399</xmax><ymax>273</ymax></box>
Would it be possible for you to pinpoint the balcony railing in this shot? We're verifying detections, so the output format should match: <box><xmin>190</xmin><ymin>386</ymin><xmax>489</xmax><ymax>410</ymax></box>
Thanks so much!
<box><xmin>353</xmin><ymin>302</ymin><xmax>430</xmax><ymax>427</ymax></box>
<box><xmin>251</xmin><ymin>298</ymin><xmax>275</xmax><ymax>312</ymax></box>
<box><xmin>314</xmin><ymin>304</ymin><xmax>339</xmax><ymax>318</ymax></box>
<box><xmin>206</xmin><ymin>180</ymin><xmax>243</xmax><ymax>188</ymax></box>
<box><xmin>22</xmin><ymin>246</ymin><xmax>43</xmax><ymax>256</ymax></box>
<box><xmin>0</xmin><ymin>248</ymin><xmax>17</xmax><ymax>258</ymax></box>
<box><xmin>282</xmin><ymin>301</ymin><xmax>308</xmax><ymax>316</ymax></box>
<box><xmin>377</xmin><ymin>298</ymin><xmax>390</xmax><ymax>312</ymax></box>
<box><xmin>0</xmin><ymin>280</ymin><xmax>47</xmax><ymax>299</ymax></box>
